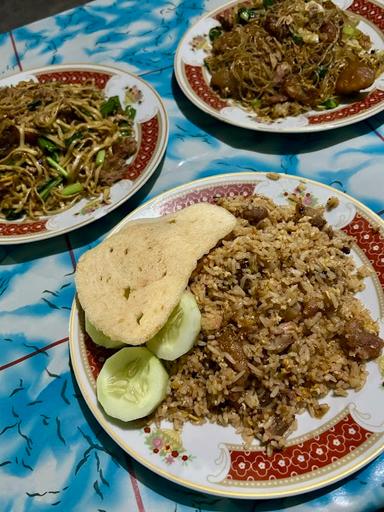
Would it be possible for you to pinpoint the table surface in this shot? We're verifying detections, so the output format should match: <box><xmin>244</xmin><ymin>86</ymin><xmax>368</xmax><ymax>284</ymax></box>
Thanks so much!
<box><xmin>1</xmin><ymin>1</ymin><xmax>384</xmax><ymax>511</ymax></box>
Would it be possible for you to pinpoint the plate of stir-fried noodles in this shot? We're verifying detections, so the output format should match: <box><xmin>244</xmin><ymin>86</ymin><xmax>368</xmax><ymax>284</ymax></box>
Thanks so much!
<box><xmin>175</xmin><ymin>0</ymin><xmax>384</xmax><ymax>132</ymax></box>
<box><xmin>0</xmin><ymin>64</ymin><xmax>168</xmax><ymax>243</ymax></box>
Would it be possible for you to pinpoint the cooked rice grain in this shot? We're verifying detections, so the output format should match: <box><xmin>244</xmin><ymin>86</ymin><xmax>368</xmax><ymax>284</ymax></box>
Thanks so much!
<box><xmin>151</xmin><ymin>194</ymin><xmax>381</xmax><ymax>452</ymax></box>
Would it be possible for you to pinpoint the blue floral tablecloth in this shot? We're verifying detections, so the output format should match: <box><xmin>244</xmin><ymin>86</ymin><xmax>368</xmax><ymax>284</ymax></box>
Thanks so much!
<box><xmin>1</xmin><ymin>1</ymin><xmax>384</xmax><ymax>510</ymax></box>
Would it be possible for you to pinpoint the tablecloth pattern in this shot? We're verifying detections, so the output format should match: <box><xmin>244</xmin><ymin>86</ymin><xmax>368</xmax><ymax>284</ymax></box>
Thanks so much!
<box><xmin>1</xmin><ymin>1</ymin><xmax>384</xmax><ymax>511</ymax></box>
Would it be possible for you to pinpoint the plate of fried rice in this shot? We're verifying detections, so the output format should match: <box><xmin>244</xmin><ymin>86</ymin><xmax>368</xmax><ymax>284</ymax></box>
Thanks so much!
<box><xmin>69</xmin><ymin>172</ymin><xmax>384</xmax><ymax>498</ymax></box>
<box><xmin>174</xmin><ymin>0</ymin><xmax>384</xmax><ymax>132</ymax></box>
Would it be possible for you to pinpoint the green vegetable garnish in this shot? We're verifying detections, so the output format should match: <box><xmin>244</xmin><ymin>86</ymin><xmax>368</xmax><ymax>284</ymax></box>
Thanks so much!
<box><xmin>97</xmin><ymin>347</ymin><xmax>169</xmax><ymax>422</ymax></box>
<box><xmin>65</xmin><ymin>131</ymin><xmax>83</xmax><ymax>146</ymax></box>
<box><xmin>209</xmin><ymin>26</ymin><xmax>223</xmax><ymax>42</ymax></box>
<box><xmin>124</xmin><ymin>105</ymin><xmax>136</xmax><ymax>120</ymax></box>
<box><xmin>38</xmin><ymin>177</ymin><xmax>63</xmax><ymax>201</ymax></box>
<box><xmin>147</xmin><ymin>290</ymin><xmax>201</xmax><ymax>361</ymax></box>
<box><xmin>321</xmin><ymin>97</ymin><xmax>339</xmax><ymax>109</ymax></box>
<box><xmin>28</xmin><ymin>99</ymin><xmax>42</xmax><ymax>111</ymax></box>
<box><xmin>238</xmin><ymin>7</ymin><xmax>251</xmax><ymax>22</ymax></box>
<box><xmin>38</xmin><ymin>137</ymin><xmax>58</xmax><ymax>154</ymax></box>
<box><xmin>343</xmin><ymin>24</ymin><xmax>358</xmax><ymax>38</ymax></box>
<box><xmin>250</xmin><ymin>98</ymin><xmax>261</xmax><ymax>109</ymax></box>
<box><xmin>96</xmin><ymin>149</ymin><xmax>106</xmax><ymax>166</ymax></box>
<box><xmin>2</xmin><ymin>209</ymin><xmax>25</xmax><ymax>220</ymax></box>
<box><xmin>100</xmin><ymin>95</ymin><xmax>122</xmax><ymax>117</ymax></box>
<box><xmin>292</xmin><ymin>33</ymin><xmax>303</xmax><ymax>44</ymax></box>
<box><xmin>46</xmin><ymin>157</ymin><xmax>68</xmax><ymax>179</ymax></box>
<box><xmin>61</xmin><ymin>182</ymin><xmax>83</xmax><ymax>196</ymax></box>
<box><xmin>316</xmin><ymin>66</ymin><xmax>328</xmax><ymax>80</ymax></box>
<box><xmin>263</xmin><ymin>0</ymin><xmax>274</xmax><ymax>7</ymax></box>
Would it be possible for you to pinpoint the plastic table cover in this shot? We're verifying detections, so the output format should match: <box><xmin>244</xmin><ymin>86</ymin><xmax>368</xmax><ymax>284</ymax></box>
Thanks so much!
<box><xmin>0</xmin><ymin>1</ymin><xmax>384</xmax><ymax>511</ymax></box>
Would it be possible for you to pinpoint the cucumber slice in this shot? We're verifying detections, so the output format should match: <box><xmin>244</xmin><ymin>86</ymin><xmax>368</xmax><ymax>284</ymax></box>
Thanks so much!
<box><xmin>147</xmin><ymin>290</ymin><xmax>201</xmax><ymax>361</ymax></box>
<box><xmin>85</xmin><ymin>316</ymin><xmax>124</xmax><ymax>349</ymax></box>
<box><xmin>97</xmin><ymin>347</ymin><xmax>168</xmax><ymax>421</ymax></box>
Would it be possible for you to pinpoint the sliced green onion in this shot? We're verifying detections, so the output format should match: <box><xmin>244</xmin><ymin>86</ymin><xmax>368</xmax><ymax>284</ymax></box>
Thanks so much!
<box><xmin>238</xmin><ymin>7</ymin><xmax>251</xmax><ymax>22</ymax></box>
<box><xmin>250</xmin><ymin>98</ymin><xmax>261</xmax><ymax>109</ymax></box>
<box><xmin>321</xmin><ymin>98</ymin><xmax>339</xmax><ymax>109</ymax></box>
<box><xmin>342</xmin><ymin>24</ymin><xmax>358</xmax><ymax>38</ymax></box>
<box><xmin>61</xmin><ymin>182</ymin><xmax>83</xmax><ymax>196</ymax></box>
<box><xmin>96</xmin><ymin>149</ymin><xmax>106</xmax><ymax>166</ymax></box>
<box><xmin>263</xmin><ymin>0</ymin><xmax>274</xmax><ymax>7</ymax></box>
<box><xmin>38</xmin><ymin>137</ymin><xmax>58</xmax><ymax>153</ymax></box>
<box><xmin>38</xmin><ymin>177</ymin><xmax>63</xmax><ymax>201</ymax></box>
<box><xmin>125</xmin><ymin>105</ymin><xmax>136</xmax><ymax>120</ymax></box>
<box><xmin>209</xmin><ymin>27</ymin><xmax>223</xmax><ymax>42</ymax></box>
<box><xmin>46</xmin><ymin>157</ymin><xmax>68</xmax><ymax>178</ymax></box>
<box><xmin>100</xmin><ymin>96</ymin><xmax>122</xmax><ymax>117</ymax></box>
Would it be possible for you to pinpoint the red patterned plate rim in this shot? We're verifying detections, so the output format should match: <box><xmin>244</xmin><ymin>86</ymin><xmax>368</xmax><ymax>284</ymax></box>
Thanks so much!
<box><xmin>0</xmin><ymin>63</ymin><xmax>168</xmax><ymax>244</ymax></box>
<box><xmin>69</xmin><ymin>172</ymin><xmax>384</xmax><ymax>499</ymax></box>
<box><xmin>174</xmin><ymin>0</ymin><xmax>384</xmax><ymax>133</ymax></box>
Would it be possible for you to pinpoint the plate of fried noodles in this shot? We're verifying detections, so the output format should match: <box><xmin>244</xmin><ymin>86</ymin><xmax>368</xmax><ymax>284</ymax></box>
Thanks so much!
<box><xmin>175</xmin><ymin>0</ymin><xmax>384</xmax><ymax>132</ymax></box>
<box><xmin>0</xmin><ymin>64</ymin><xmax>168</xmax><ymax>243</ymax></box>
<box><xmin>70</xmin><ymin>172</ymin><xmax>384</xmax><ymax>498</ymax></box>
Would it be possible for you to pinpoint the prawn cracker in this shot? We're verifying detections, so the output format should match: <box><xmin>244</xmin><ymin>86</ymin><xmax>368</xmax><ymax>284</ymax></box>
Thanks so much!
<box><xmin>75</xmin><ymin>203</ymin><xmax>236</xmax><ymax>344</ymax></box>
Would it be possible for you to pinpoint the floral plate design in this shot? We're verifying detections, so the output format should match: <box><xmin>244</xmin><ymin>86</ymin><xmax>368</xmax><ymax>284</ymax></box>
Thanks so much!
<box><xmin>174</xmin><ymin>0</ymin><xmax>384</xmax><ymax>133</ymax></box>
<box><xmin>69</xmin><ymin>172</ymin><xmax>384</xmax><ymax>498</ymax></box>
<box><xmin>0</xmin><ymin>64</ymin><xmax>168</xmax><ymax>244</ymax></box>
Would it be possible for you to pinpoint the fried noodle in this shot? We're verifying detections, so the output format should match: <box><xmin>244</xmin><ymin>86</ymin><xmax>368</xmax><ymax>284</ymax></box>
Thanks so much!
<box><xmin>0</xmin><ymin>80</ymin><xmax>137</xmax><ymax>220</ymax></box>
<box><xmin>205</xmin><ymin>0</ymin><xmax>384</xmax><ymax>119</ymax></box>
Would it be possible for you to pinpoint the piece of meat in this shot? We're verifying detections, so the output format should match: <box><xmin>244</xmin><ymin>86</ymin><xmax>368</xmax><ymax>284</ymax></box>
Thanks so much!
<box><xmin>294</xmin><ymin>203</ymin><xmax>327</xmax><ymax>230</ymax></box>
<box><xmin>339</xmin><ymin>320</ymin><xmax>383</xmax><ymax>361</ymax></box>
<box><xmin>357</xmin><ymin>32</ymin><xmax>372</xmax><ymax>51</ymax></box>
<box><xmin>211</xmin><ymin>32</ymin><xmax>237</xmax><ymax>55</ymax></box>
<box><xmin>239</xmin><ymin>205</ymin><xmax>268</xmax><ymax>225</ymax></box>
<box><xmin>217</xmin><ymin>326</ymin><xmax>248</xmax><ymax>373</ymax></box>
<box><xmin>264</xmin><ymin>11</ymin><xmax>291</xmax><ymax>40</ymax></box>
<box><xmin>319</xmin><ymin>21</ymin><xmax>338</xmax><ymax>43</ymax></box>
<box><xmin>282</xmin><ymin>302</ymin><xmax>302</xmax><ymax>321</ymax></box>
<box><xmin>264</xmin><ymin>93</ymin><xmax>289</xmax><ymax>105</ymax></box>
<box><xmin>216</xmin><ymin>11</ymin><xmax>234</xmax><ymax>31</ymax></box>
<box><xmin>265</xmin><ymin>322</ymin><xmax>296</xmax><ymax>353</ymax></box>
<box><xmin>273</xmin><ymin>62</ymin><xmax>292</xmax><ymax>85</ymax></box>
<box><xmin>210</xmin><ymin>68</ymin><xmax>240</xmax><ymax>98</ymax></box>
<box><xmin>282</xmin><ymin>79</ymin><xmax>316</xmax><ymax>106</ymax></box>
<box><xmin>216</xmin><ymin>326</ymin><xmax>250</xmax><ymax>395</ymax></box>
<box><xmin>303</xmin><ymin>301</ymin><xmax>321</xmax><ymax>318</ymax></box>
<box><xmin>335</xmin><ymin>61</ymin><xmax>375</xmax><ymax>95</ymax></box>
<box><xmin>100</xmin><ymin>137</ymin><xmax>137</xmax><ymax>186</ymax></box>
<box><xmin>0</xmin><ymin>120</ymin><xmax>19</xmax><ymax>158</ymax></box>
<box><xmin>267</xmin><ymin>417</ymin><xmax>292</xmax><ymax>437</ymax></box>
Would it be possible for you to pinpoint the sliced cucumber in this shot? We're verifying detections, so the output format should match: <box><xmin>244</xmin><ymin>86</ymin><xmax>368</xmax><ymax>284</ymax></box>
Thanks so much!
<box><xmin>147</xmin><ymin>290</ymin><xmax>201</xmax><ymax>361</ymax></box>
<box><xmin>85</xmin><ymin>316</ymin><xmax>124</xmax><ymax>349</ymax></box>
<box><xmin>97</xmin><ymin>347</ymin><xmax>168</xmax><ymax>422</ymax></box>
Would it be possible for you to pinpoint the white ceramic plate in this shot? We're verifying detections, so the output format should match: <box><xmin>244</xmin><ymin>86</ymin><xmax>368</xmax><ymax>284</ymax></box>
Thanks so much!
<box><xmin>174</xmin><ymin>0</ymin><xmax>384</xmax><ymax>133</ymax></box>
<box><xmin>0</xmin><ymin>64</ymin><xmax>168</xmax><ymax>244</ymax></box>
<box><xmin>69</xmin><ymin>172</ymin><xmax>384</xmax><ymax>499</ymax></box>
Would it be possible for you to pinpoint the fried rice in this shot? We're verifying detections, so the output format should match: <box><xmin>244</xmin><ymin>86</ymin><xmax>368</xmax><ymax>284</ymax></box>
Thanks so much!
<box><xmin>152</xmin><ymin>194</ymin><xmax>383</xmax><ymax>453</ymax></box>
